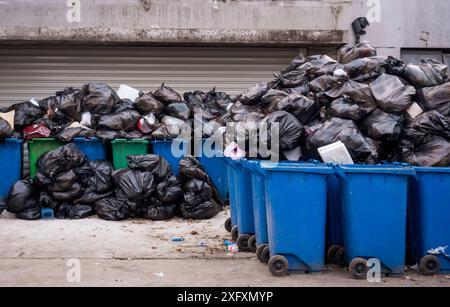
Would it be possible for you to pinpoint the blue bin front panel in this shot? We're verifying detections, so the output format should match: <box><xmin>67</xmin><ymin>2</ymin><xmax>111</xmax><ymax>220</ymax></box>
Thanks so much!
<box><xmin>251</xmin><ymin>172</ymin><xmax>268</xmax><ymax>245</ymax></box>
<box><xmin>0</xmin><ymin>139</ymin><xmax>23</xmax><ymax>200</ymax></box>
<box><xmin>327</xmin><ymin>175</ymin><xmax>344</xmax><ymax>247</ymax></box>
<box><xmin>151</xmin><ymin>141</ymin><xmax>185</xmax><ymax>175</ymax></box>
<box><xmin>199</xmin><ymin>156</ymin><xmax>228</xmax><ymax>202</ymax></box>
<box><xmin>234</xmin><ymin>163</ymin><xmax>255</xmax><ymax>235</ymax></box>
<box><xmin>73</xmin><ymin>138</ymin><xmax>106</xmax><ymax>161</ymax></box>
<box><xmin>227</xmin><ymin>163</ymin><xmax>238</xmax><ymax>226</ymax></box>
<box><xmin>340</xmin><ymin>173</ymin><xmax>409</xmax><ymax>275</ymax></box>
<box><xmin>410</xmin><ymin>170</ymin><xmax>450</xmax><ymax>273</ymax></box>
<box><xmin>265</xmin><ymin>171</ymin><xmax>328</xmax><ymax>272</ymax></box>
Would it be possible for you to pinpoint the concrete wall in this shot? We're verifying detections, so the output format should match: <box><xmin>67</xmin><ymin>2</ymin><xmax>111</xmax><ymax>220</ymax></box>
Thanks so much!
<box><xmin>0</xmin><ymin>0</ymin><xmax>449</xmax><ymax>57</ymax></box>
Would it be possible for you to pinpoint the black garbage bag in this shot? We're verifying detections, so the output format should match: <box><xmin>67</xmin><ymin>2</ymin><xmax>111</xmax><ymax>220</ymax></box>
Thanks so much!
<box><xmin>49</xmin><ymin>88</ymin><xmax>84</xmax><ymax>122</ymax></box>
<box><xmin>309</xmin><ymin>75</ymin><xmax>342</xmax><ymax>93</ymax></box>
<box><xmin>307</xmin><ymin>117</ymin><xmax>373</xmax><ymax>162</ymax></box>
<box><xmin>142</xmin><ymin>197</ymin><xmax>178</xmax><ymax>221</ymax></box>
<box><xmin>343</xmin><ymin>57</ymin><xmax>387</xmax><ymax>81</ymax></box>
<box><xmin>338</xmin><ymin>42</ymin><xmax>377</xmax><ymax>64</ymax></box>
<box><xmin>276</xmin><ymin>93</ymin><xmax>320</xmax><ymax>125</ymax></box>
<box><xmin>184</xmin><ymin>179</ymin><xmax>212</xmax><ymax>206</ymax></box>
<box><xmin>402</xmin><ymin>111</ymin><xmax>450</xmax><ymax>143</ymax></box>
<box><xmin>325</xmin><ymin>79</ymin><xmax>376</xmax><ymax>108</ymax></box>
<box><xmin>206</xmin><ymin>88</ymin><xmax>233</xmax><ymax>111</ymax></box>
<box><xmin>327</xmin><ymin>96</ymin><xmax>377</xmax><ymax>122</ymax></box>
<box><xmin>118</xmin><ymin>130</ymin><xmax>145</xmax><ymax>140</ymax></box>
<box><xmin>298</xmin><ymin>55</ymin><xmax>337</xmax><ymax>79</ymax></box>
<box><xmin>39</xmin><ymin>192</ymin><xmax>60</xmax><ymax>209</ymax></box>
<box><xmin>75</xmin><ymin>161</ymin><xmax>114</xmax><ymax>193</ymax></box>
<box><xmin>95</xmin><ymin>129</ymin><xmax>120</xmax><ymax>141</ymax></box>
<box><xmin>153</xmin><ymin>83</ymin><xmax>182</xmax><ymax>104</ymax></box>
<box><xmin>400</xmin><ymin>135</ymin><xmax>450</xmax><ymax>167</ymax></box>
<box><xmin>370</xmin><ymin>74</ymin><xmax>416</xmax><ymax>114</ymax></box>
<box><xmin>47</xmin><ymin>170</ymin><xmax>79</xmax><ymax>192</ymax></box>
<box><xmin>363</xmin><ymin>136</ymin><xmax>382</xmax><ymax>165</ymax></box>
<box><xmin>95</xmin><ymin>198</ymin><xmax>130</xmax><ymax>221</ymax></box>
<box><xmin>403</xmin><ymin>59</ymin><xmax>447</xmax><ymax>88</ymax></box>
<box><xmin>134</xmin><ymin>92</ymin><xmax>165</xmax><ymax>115</ymax></box>
<box><xmin>37</xmin><ymin>144</ymin><xmax>86</xmax><ymax>177</ymax></box>
<box><xmin>229</xmin><ymin>102</ymin><xmax>261</xmax><ymax>122</ymax></box>
<box><xmin>156</xmin><ymin>175</ymin><xmax>184</xmax><ymax>204</ymax></box>
<box><xmin>0</xmin><ymin>117</ymin><xmax>15</xmax><ymax>139</ymax></box>
<box><xmin>261</xmin><ymin>111</ymin><xmax>304</xmax><ymax>151</ymax></box>
<box><xmin>56</xmin><ymin>203</ymin><xmax>95</xmax><ymax>220</ymax></box>
<box><xmin>239</xmin><ymin>82</ymin><xmax>271</xmax><ymax>105</ymax></box>
<box><xmin>179</xmin><ymin>157</ymin><xmax>209</xmax><ymax>182</ymax></box>
<box><xmin>97</xmin><ymin>110</ymin><xmax>140</xmax><ymax>131</ymax></box>
<box><xmin>127</xmin><ymin>154</ymin><xmax>172</xmax><ymax>182</ymax></box>
<box><xmin>0</xmin><ymin>200</ymin><xmax>5</xmax><ymax>215</ymax></box>
<box><xmin>7</xmin><ymin>180</ymin><xmax>38</xmax><ymax>214</ymax></box>
<box><xmin>260</xmin><ymin>89</ymin><xmax>289</xmax><ymax>110</ymax></box>
<box><xmin>167</xmin><ymin>102</ymin><xmax>191</xmax><ymax>120</ymax></box>
<box><xmin>184</xmin><ymin>91</ymin><xmax>204</xmax><ymax>108</ymax></box>
<box><xmin>276</xmin><ymin>69</ymin><xmax>308</xmax><ymax>88</ymax></box>
<box><xmin>75</xmin><ymin>188</ymin><xmax>114</xmax><ymax>205</ymax></box>
<box><xmin>417</xmin><ymin>82</ymin><xmax>450</xmax><ymax>116</ymax></box>
<box><xmin>281</xmin><ymin>56</ymin><xmax>307</xmax><ymax>74</ymax></box>
<box><xmin>179</xmin><ymin>199</ymin><xmax>221</xmax><ymax>220</ymax></box>
<box><xmin>51</xmin><ymin>182</ymin><xmax>83</xmax><ymax>202</ymax></box>
<box><xmin>16</xmin><ymin>207</ymin><xmax>41</xmax><ymax>220</ymax></box>
<box><xmin>56</xmin><ymin>125</ymin><xmax>95</xmax><ymax>142</ymax></box>
<box><xmin>226</xmin><ymin>112</ymin><xmax>265</xmax><ymax>149</ymax></box>
<box><xmin>114</xmin><ymin>98</ymin><xmax>136</xmax><ymax>113</ymax></box>
<box><xmin>113</xmin><ymin>169</ymin><xmax>155</xmax><ymax>202</ymax></box>
<box><xmin>81</xmin><ymin>83</ymin><xmax>120</xmax><ymax>115</ymax></box>
<box><xmin>360</xmin><ymin>109</ymin><xmax>403</xmax><ymax>142</ymax></box>
<box><xmin>3</xmin><ymin>100</ymin><xmax>44</xmax><ymax>129</ymax></box>
<box><xmin>284</xmin><ymin>82</ymin><xmax>310</xmax><ymax>96</ymax></box>
<box><xmin>34</xmin><ymin>172</ymin><xmax>53</xmax><ymax>188</ymax></box>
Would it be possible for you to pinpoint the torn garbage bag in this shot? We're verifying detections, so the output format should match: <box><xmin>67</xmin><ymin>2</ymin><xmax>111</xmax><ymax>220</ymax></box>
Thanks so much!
<box><xmin>370</xmin><ymin>74</ymin><xmax>416</xmax><ymax>114</ymax></box>
<box><xmin>95</xmin><ymin>198</ymin><xmax>130</xmax><ymax>221</ymax></box>
<box><xmin>360</xmin><ymin>109</ymin><xmax>403</xmax><ymax>142</ymax></box>
<box><xmin>81</xmin><ymin>83</ymin><xmax>120</xmax><ymax>115</ymax></box>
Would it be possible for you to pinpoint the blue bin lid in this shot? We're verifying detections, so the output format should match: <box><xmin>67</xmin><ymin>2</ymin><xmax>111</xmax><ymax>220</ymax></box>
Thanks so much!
<box><xmin>413</xmin><ymin>166</ymin><xmax>450</xmax><ymax>174</ymax></box>
<box><xmin>259</xmin><ymin>161</ymin><xmax>334</xmax><ymax>174</ymax></box>
<box><xmin>73</xmin><ymin>137</ymin><xmax>100</xmax><ymax>142</ymax></box>
<box><xmin>5</xmin><ymin>138</ymin><xmax>24</xmax><ymax>144</ymax></box>
<box><xmin>336</xmin><ymin>164</ymin><xmax>415</xmax><ymax>176</ymax></box>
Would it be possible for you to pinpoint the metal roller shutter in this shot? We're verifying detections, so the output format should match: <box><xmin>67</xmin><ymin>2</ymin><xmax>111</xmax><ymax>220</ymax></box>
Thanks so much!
<box><xmin>0</xmin><ymin>46</ymin><xmax>301</xmax><ymax>107</ymax></box>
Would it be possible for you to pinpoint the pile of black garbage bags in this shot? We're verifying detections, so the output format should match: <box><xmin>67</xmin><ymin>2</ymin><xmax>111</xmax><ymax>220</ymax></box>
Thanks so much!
<box><xmin>0</xmin><ymin>83</ymin><xmax>232</xmax><ymax>142</ymax></box>
<box><xmin>5</xmin><ymin>144</ymin><xmax>222</xmax><ymax>221</ymax></box>
<box><xmin>224</xmin><ymin>41</ymin><xmax>450</xmax><ymax>166</ymax></box>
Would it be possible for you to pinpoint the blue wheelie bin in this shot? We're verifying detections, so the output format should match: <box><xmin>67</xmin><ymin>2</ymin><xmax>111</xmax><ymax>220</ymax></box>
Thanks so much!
<box><xmin>335</xmin><ymin>165</ymin><xmax>415</xmax><ymax>279</ymax></box>
<box><xmin>326</xmin><ymin>174</ymin><xmax>346</xmax><ymax>266</ymax></box>
<box><xmin>260</xmin><ymin>162</ymin><xmax>334</xmax><ymax>275</ymax></box>
<box><xmin>225</xmin><ymin>158</ymin><xmax>239</xmax><ymax>239</ymax></box>
<box><xmin>242</xmin><ymin>160</ymin><xmax>270</xmax><ymax>259</ymax></box>
<box><xmin>0</xmin><ymin>139</ymin><xmax>23</xmax><ymax>202</ymax></box>
<box><xmin>73</xmin><ymin>137</ymin><xmax>106</xmax><ymax>161</ymax></box>
<box><xmin>197</xmin><ymin>139</ymin><xmax>229</xmax><ymax>204</ymax></box>
<box><xmin>409</xmin><ymin>167</ymin><xmax>450</xmax><ymax>275</ymax></box>
<box><xmin>229</xmin><ymin>158</ymin><xmax>255</xmax><ymax>252</ymax></box>
<box><xmin>151</xmin><ymin>139</ymin><xmax>187</xmax><ymax>175</ymax></box>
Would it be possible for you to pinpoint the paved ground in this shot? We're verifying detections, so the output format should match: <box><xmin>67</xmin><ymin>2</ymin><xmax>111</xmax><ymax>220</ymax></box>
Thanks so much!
<box><xmin>0</xmin><ymin>210</ymin><xmax>449</xmax><ymax>287</ymax></box>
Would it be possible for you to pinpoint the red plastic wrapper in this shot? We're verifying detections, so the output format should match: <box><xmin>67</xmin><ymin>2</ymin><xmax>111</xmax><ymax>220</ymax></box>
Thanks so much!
<box><xmin>23</xmin><ymin>123</ymin><xmax>51</xmax><ymax>140</ymax></box>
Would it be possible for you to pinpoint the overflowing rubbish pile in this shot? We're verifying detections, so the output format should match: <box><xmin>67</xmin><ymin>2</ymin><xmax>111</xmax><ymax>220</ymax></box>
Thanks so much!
<box><xmin>5</xmin><ymin>144</ymin><xmax>222</xmax><ymax>221</ymax></box>
<box><xmin>223</xmin><ymin>42</ymin><xmax>450</xmax><ymax>166</ymax></box>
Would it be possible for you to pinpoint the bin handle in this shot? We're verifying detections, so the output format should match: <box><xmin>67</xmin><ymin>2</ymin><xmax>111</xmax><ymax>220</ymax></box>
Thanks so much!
<box><xmin>333</xmin><ymin>166</ymin><xmax>347</xmax><ymax>180</ymax></box>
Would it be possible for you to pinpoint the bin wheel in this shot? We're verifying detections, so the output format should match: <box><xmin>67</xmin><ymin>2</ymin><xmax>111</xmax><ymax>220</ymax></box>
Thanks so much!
<box><xmin>261</xmin><ymin>246</ymin><xmax>271</xmax><ymax>264</ymax></box>
<box><xmin>224</xmin><ymin>218</ymin><xmax>232</xmax><ymax>233</ymax></box>
<box><xmin>236</xmin><ymin>234</ymin><xmax>250</xmax><ymax>252</ymax></box>
<box><xmin>268</xmin><ymin>255</ymin><xmax>289</xmax><ymax>277</ymax></box>
<box><xmin>231</xmin><ymin>226</ymin><xmax>239</xmax><ymax>241</ymax></box>
<box><xmin>256</xmin><ymin>244</ymin><xmax>268</xmax><ymax>263</ymax></box>
<box><xmin>419</xmin><ymin>255</ymin><xmax>441</xmax><ymax>276</ymax></box>
<box><xmin>327</xmin><ymin>245</ymin><xmax>342</xmax><ymax>264</ymax></box>
<box><xmin>334</xmin><ymin>247</ymin><xmax>348</xmax><ymax>268</ymax></box>
<box><xmin>247</xmin><ymin>235</ymin><xmax>257</xmax><ymax>253</ymax></box>
<box><xmin>349</xmin><ymin>258</ymin><xmax>369</xmax><ymax>280</ymax></box>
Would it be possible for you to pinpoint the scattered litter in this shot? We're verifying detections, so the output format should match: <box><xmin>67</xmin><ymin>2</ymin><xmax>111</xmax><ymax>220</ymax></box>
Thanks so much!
<box><xmin>171</xmin><ymin>237</ymin><xmax>185</xmax><ymax>242</ymax></box>
<box><xmin>153</xmin><ymin>272</ymin><xmax>165</xmax><ymax>278</ymax></box>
